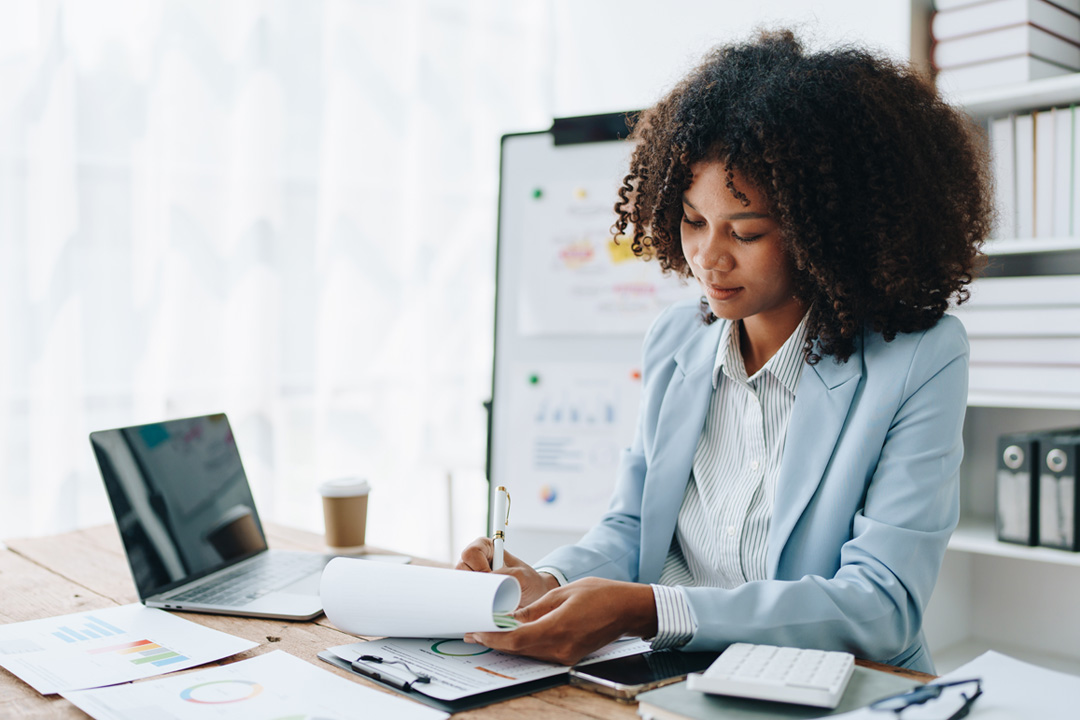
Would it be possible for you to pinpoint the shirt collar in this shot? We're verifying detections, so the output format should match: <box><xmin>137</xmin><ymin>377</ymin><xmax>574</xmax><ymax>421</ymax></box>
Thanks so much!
<box><xmin>712</xmin><ymin>313</ymin><xmax>810</xmax><ymax>393</ymax></box>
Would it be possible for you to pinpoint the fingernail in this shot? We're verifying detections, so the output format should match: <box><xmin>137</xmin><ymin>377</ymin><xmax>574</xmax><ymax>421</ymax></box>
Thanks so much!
<box><xmin>463</xmin><ymin>634</ymin><xmax>476</xmax><ymax>643</ymax></box>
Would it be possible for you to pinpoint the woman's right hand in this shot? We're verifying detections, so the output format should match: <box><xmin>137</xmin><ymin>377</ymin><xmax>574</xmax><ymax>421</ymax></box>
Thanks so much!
<box><xmin>455</xmin><ymin>537</ymin><xmax>560</xmax><ymax>608</ymax></box>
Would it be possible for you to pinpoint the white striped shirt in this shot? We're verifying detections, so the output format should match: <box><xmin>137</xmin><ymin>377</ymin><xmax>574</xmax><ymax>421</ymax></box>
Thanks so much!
<box><xmin>650</xmin><ymin>314</ymin><xmax>809</xmax><ymax>648</ymax></box>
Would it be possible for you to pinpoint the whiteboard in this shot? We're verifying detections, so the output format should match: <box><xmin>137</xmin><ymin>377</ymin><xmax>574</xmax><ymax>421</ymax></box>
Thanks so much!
<box><xmin>488</xmin><ymin>115</ymin><xmax>699</xmax><ymax>563</ymax></box>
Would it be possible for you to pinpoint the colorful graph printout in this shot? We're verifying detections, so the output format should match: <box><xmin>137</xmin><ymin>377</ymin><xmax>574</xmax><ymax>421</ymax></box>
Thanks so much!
<box><xmin>87</xmin><ymin>639</ymin><xmax>188</xmax><ymax>667</ymax></box>
<box><xmin>430</xmin><ymin>639</ymin><xmax>492</xmax><ymax>657</ymax></box>
<box><xmin>50</xmin><ymin>615</ymin><xmax>125</xmax><ymax>643</ymax></box>
<box><xmin>180</xmin><ymin>679</ymin><xmax>263</xmax><ymax>703</ymax></box>
<box><xmin>61</xmin><ymin>651</ymin><xmax>448</xmax><ymax>720</ymax></box>
<box><xmin>0</xmin><ymin>603</ymin><xmax>256</xmax><ymax>694</ymax></box>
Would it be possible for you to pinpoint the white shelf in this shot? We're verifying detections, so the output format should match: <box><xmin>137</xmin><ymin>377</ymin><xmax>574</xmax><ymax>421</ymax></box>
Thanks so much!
<box><xmin>953</xmin><ymin>72</ymin><xmax>1080</xmax><ymax>117</ymax></box>
<box><xmin>933</xmin><ymin>638</ymin><xmax>1080</xmax><ymax>678</ymax></box>
<box><xmin>983</xmin><ymin>237</ymin><xmax>1080</xmax><ymax>255</ymax></box>
<box><xmin>966</xmin><ymin>392</ymin><xmax>1080</xmax><ymax>411</ymax></box>
<box><xmin>948</xmin><ymin>518</ymin><xmax>1080</xmax><ymax>568</ymax></box>
<box><xmin>926</xmin><ymin>66</ymin><xmax>1080</xmax><ymax>691</ymax></box>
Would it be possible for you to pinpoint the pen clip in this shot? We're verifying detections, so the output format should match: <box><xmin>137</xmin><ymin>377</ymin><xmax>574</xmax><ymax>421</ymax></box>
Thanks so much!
<box><xmin>498</xmin><ymin>486</ymin><xmax>511</xmax><ymax>527</ymax></box>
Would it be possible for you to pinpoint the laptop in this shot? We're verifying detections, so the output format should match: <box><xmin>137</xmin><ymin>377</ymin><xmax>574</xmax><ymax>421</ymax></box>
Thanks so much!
<box><xmin>91</xmin><ymin>413</ymin><xmax>342</xmax><ymax>621</ymax></box>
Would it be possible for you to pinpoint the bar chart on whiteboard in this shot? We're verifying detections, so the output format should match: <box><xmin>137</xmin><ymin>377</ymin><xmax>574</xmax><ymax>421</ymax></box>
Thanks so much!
<box><xmin>504</xmin><ymin>361</ymin><xmax>642</xmax><ymax>530</ymax></box>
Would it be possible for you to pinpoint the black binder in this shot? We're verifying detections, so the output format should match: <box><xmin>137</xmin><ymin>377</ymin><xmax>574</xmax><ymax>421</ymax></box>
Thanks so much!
<box><xmin>1037</xmin><ymin>430</ymin><xmax>1080</xmax><ymax>551</ymax></box>
<box><xmin>996</xmin><ymin>430</ymin><xmax>1042</xmax><ymax>546</ymax></box>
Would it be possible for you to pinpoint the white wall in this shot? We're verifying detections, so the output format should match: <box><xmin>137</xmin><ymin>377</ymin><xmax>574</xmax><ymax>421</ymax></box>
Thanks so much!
<box><xmin>0</xmin><ymin>1</ymin><xmax>923</xmax><ymax>563</ymax></box>
<box><xmin>550</xmin><ymin>0</ymin><xmax>918</xmax><ymax>119</ymax></box>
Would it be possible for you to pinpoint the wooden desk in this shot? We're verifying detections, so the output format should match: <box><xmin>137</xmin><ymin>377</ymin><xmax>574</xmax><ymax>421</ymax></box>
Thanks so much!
<box><xmin>0</xmin><ymin>525</ymin><xmax>932</xmax><ymax>719</ymax></box>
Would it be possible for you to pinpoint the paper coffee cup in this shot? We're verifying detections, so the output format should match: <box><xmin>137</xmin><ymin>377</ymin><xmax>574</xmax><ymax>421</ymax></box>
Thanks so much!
<box><xmin>319</xmin><ymin>477</ymin><xmax>371</xmax><ymax>550</ymax></box>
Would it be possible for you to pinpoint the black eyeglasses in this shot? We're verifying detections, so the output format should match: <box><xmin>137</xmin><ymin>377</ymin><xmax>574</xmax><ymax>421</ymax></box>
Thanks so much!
<box><xmin>870</xmin><ymin>678</ymin><xmax>982</xmax><ymax>719</ymax></box>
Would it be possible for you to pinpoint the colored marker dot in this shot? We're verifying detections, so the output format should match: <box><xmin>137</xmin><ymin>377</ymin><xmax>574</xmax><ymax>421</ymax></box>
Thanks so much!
<box><xmin>630</xmin><ymin>369</ymin><xmax>642</xmax><ymax>381</ymax></box>
<box><xmin>528</xmin><ymin>374</ymin><xmax>540</xmax><ymax>385</ymax></box>
<box><xmin>532</xmin><ymin>188</ymin><xmax>543</xmax><ymax>199</ymax></box>
<box><xmin>574</xmin><ymin>188</ymin><xmax>587</xmax><ymax>199</ymax></box>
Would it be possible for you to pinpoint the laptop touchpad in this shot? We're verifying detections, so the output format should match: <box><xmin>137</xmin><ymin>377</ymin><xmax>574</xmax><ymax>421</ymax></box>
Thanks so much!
<box><xmin>279</xmin><ymin>572</ymin><xmax>323</xmax><ymax>596</ymax></box>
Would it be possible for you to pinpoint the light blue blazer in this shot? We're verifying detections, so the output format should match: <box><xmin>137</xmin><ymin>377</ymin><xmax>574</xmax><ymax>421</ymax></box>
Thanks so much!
<box><xmin>536</xmin><ymin>300</ymin><xmax>969</xmax><ymax>674</ymax></box>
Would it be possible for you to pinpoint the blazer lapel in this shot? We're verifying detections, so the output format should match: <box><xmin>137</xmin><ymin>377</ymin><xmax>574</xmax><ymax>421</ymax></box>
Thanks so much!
<box><xmin>767</xmin><ymin>335</ymin><xmax>863</xmax><ymax>577</ymax></box>
<box><xmin>638</xmin><ymin>318</ymin><xmax>726</xmax><ymax>583</ymax></box>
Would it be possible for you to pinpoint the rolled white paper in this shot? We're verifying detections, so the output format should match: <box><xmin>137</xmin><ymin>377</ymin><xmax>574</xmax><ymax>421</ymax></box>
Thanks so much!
<box><xmin>320</xmin><ymin>557</ymin><xmax>521</xmax><ymax>638</ymax></box>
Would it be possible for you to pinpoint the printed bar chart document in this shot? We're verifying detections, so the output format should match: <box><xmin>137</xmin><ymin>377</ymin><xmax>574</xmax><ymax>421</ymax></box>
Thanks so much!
<box><xmin>0</xmin><ymin>603</ymin><xmax>256</xmax><ymax>694</ymax></box>
<box><xmin>62</xmin><ymin>650</ymin><xmax>449</xmax><ymax>720</ymax></box>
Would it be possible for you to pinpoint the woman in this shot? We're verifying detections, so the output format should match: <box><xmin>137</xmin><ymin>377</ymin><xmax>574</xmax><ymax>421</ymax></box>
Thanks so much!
<box><xmin>458</xmin><ymin>30</ymin><xmax>992</xmax><ymax>674</ymax></box>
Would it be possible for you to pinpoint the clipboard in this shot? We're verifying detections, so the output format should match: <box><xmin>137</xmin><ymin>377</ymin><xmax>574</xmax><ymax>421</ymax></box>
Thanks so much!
<box><xmin>317</xmin><ymin>650</ymin><xmax>567</xmax><ymax>713</ymax></box>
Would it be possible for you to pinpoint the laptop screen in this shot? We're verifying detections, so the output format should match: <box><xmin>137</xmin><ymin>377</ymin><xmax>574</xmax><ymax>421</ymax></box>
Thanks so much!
<box><xmin>90</xmin><ymin>414</ymin><xmax>269</xmax><ymax>599</ymax></box>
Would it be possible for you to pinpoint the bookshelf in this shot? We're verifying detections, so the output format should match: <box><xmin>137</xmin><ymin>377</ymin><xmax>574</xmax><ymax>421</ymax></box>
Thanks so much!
<box><xmin>949</xmin><ymin>518</ymin><xmax>1080</xmax><ymax>570</ymax></box>
<box><xmin>983</xmin><ymin>237</ymin><xmax>1080</xmax><ymax>255</ymax></box>
<box><xmin>924</xmin><ymin>75</ymin><xmax>1080</xmax><ymax>676</ymax></box>
<box><xmin>952</xmin><ymin>71</ymin><xmax>1080</xmax><ymax>118</ymax></box>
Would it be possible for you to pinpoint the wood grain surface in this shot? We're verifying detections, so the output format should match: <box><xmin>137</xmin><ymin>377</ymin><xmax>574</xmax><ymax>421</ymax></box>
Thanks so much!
<box><xmin>1</xmin><ymin>524</ymin><xmax>928</xmax><ymax>718</ymax></box>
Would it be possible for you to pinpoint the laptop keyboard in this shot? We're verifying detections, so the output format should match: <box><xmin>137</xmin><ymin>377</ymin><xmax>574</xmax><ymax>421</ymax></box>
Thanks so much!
<box><xmin>165</xmin><ymin>553</ymin><xmax>330</xmax><ymax>607</ymax></box>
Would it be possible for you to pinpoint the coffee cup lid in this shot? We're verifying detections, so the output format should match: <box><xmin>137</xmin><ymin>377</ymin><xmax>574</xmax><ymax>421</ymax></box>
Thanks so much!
<box><xmin>319</xmin><ymin>477</ymin><xmax>370</xmax><ymax>497</ymax></box>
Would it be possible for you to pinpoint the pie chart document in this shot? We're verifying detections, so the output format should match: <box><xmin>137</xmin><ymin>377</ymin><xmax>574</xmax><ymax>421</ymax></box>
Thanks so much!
<box><xmin>62</xmin><ymin>650</ymin><xmax>449</xmax><ymax>720</ymax></box>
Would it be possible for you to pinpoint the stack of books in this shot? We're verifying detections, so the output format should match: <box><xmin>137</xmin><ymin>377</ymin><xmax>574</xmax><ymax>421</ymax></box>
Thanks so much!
<box><xmin>932</xmin><ymin>0</ymin><xmax>1080</xmax><ymax>93</ymax></box>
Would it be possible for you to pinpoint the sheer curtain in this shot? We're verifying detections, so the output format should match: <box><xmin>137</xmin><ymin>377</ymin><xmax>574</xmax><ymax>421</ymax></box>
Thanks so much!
<box><xmin>0</xmin><ymin>0</ymin><xmax>554</xmax><ymax>560</ymax></box>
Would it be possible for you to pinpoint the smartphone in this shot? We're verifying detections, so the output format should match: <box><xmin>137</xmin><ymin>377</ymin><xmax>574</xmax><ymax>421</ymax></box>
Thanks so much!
<box><xmin>568</xmin><ymin>650</ymin><xmax>720</xmax><ymax>701</ymax></box>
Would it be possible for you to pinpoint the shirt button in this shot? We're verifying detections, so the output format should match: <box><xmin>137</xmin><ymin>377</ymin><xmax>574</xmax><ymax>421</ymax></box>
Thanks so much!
<box><xmin>727</xmin><ymin>525</ymin><xmax>736</xmax><ymax>536</ymax></box>
<box><xmin>750</xmin><ymin>460</ymin><xmax>760</xmax><ymax>471</ymax></box>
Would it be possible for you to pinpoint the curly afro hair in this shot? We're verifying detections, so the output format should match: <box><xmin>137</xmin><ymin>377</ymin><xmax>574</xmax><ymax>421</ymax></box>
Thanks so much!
<box><xmin>613</xmin><ymin>30</ymin><xmax>993</xmax><ymax>364</ymax></box>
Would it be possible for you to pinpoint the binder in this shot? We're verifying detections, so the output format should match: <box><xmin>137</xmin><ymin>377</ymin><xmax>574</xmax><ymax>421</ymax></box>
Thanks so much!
<box><xmin>1053</xmin><ymin>107</ymin><xmax>1073</xmax><ymax>237</ymax></box>
<box><xmin>996</xmin><ymin>431</ymin><xmax>1042</xmax><ymax>545</ymax></box>
<box><xmin>1037</xmin><ymin>430</ymin><xmax>1080</xmax><ymax>551</ymax></box>
<box><xmin>1034</xmin><ymin>109</ymin><xmax>1057</xmax><ymax>237</ymax></box>
<box><xmin>1014</xmin><ymin>112</ymin><xmax>1035</xmax><ymax>238</ymax></box>
<box><xmin>990</xmin><ymin>115</ymin><xmax>1017</xmax><ymax>239</ymax></box>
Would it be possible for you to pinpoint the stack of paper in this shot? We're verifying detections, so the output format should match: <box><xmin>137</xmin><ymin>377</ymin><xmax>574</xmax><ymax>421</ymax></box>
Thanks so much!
<box><xmin>1</xmin><ymin>603</ymin><xmax>454</xmax><ymax>719</ymax></box>
<box><xmin>950</xmin><ymin>275</ymin><xmax>1080</xmax><ymax>406</ymax></box>
<box><xmin>63</xmin><ymin>651</ymin><xmax>448</xmax><ymax>720</ymax></box>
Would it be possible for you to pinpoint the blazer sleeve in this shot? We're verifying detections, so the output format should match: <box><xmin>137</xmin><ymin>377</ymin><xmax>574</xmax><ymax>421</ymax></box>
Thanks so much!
<box><xmin>678</xmin><ymin>317</ymin><xmax>968</xmax><ymax>668</ymax></box>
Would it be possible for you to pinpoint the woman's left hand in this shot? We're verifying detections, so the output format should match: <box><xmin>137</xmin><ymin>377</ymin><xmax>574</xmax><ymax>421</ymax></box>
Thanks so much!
<box><xmin>464</xmin><ymin>577</ymin><xmax>658</xmax><ymax>666</ymax></box>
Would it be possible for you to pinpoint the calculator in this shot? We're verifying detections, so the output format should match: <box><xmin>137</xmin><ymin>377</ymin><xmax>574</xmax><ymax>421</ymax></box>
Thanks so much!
<box><xmin>686</xmin><ymin>643</ymin><xmax>855</xmax><ymax>709</ymax></box>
